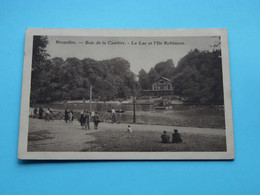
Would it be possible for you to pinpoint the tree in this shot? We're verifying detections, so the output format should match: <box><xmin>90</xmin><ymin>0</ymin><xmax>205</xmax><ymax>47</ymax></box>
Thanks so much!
<box><xmin>138</xmin><ymin>69</ymin><xmax>149</xmax><ymax>90</ymax></box>
<box><xmin>154</xmin><ymin>59</ymin><xmax>175</xmax><ymax>78</ymax></box>
<box><xmin>32</xmin><ymin>36</ymin><xmax>49</xmax><ymax>72</ymax></box>
<box><xmin>171</xmin><ymin>49</ymin><xmax>224</xmax><ymax>104</ymax></box>
<box><xmin>30</xmin><ymin>36</ymin><xmax>49</xmax><ymax>103</ymax></box>
<box><xmin>147</xmin><ymin>68</ymin><xmax>159</xmax><ymax>88</ymax></box>
<box><xmin>30</xmin><ymin>55</ymin><xmax>138</xmax><ymax>103</ymax></box>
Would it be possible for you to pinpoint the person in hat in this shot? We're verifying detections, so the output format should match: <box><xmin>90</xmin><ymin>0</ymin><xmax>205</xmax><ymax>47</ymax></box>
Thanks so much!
<box><xmin>161</xmin><ymin>131</ymin><xmax>170</xmax><ymax>143</ymax></box>
<box><xmin>93</xmin><ymin>112</ymin><xmax>101</xmax><ymax>130</ymax></box>
<box><xmin>172</xmin><ymin>129</ymin><xmax>182</xmax><ymax>143</ymax></box>
<box><xmin>80</xmin><ymin>110</ymin><xmax>89</xmax><ymax>130</ymax></box>
<box><xmin>33</xmin><ymin>107</ymin><xmax>38</xmax><ymax>118</ymax></box>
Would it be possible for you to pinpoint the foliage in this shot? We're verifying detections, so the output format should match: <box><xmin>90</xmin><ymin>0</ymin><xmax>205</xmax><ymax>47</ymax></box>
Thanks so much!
<box><xmin>31</xmin><ymin>36</ymin><xmax>223</xmax><ymax>105</ymax></box>
<box><xmin>138</xmin><ymin>50</ymin><xmax>223</xmax><ymax>105</ymax></box>
<box><xmin>154</xmin><ymin>59</ymin><xmax>175</xmax><ymax>78</ymax></box>
<box><xmin>172</xmin><ymin>49</ymin><xmax>224</xmax><ymax>104</ymax></box>
<box><xmin>138</xmin><ymin>69</ymin><xmax>150</xmax><ymax>90</ymax></box>
<box><xmin>138</xmin><ymin>59</ymin><xmax>175</xmax><ymax>90</ymax></box>
<box><xmin>30</xmin><ymin>38</ymin><xmax>138</xmax><ymax>103</ymax></box>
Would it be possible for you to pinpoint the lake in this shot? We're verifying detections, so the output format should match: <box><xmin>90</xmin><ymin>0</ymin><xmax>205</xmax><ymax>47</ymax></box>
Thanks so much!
<box><xmin>35</xmin><ymin>102</ymin><xmax>225</xmax><ymax>129</ymax></box>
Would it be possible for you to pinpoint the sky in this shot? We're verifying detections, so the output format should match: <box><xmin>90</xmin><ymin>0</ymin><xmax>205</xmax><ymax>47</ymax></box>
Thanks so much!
<box><xmin>45</xmin><ymin>36</ymin><xmax>220</xmax><ymax>74</ymax></box>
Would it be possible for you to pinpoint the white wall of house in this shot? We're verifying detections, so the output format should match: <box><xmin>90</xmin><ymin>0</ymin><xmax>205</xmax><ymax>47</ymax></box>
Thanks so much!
<box><xmin>152</xmin><ymin>78</ymin><xmax>172</xmax><ymax>91</ymax></box>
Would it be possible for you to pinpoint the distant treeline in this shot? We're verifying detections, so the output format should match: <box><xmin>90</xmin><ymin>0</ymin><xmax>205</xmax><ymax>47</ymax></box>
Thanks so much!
<box><xmin>31</xmin><ymin>36</ymin><xmax>224</xmax><ymax>105</ymax></box>
<box><xmin>139</xmin><ymin>49</ymin><xmax>224</xmax><ymax>104</ymax></box>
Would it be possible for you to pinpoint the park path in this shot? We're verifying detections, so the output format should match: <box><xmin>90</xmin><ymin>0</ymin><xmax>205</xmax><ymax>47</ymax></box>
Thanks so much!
<box><xmin>28</xmin><ymin>119</ymin><xmax>96</xmax><ymax>151</ymax></box>
<box><xmin>28</xmin><ymin>118</ymin><xmax>225</xmax><ymax>151</ymax></box>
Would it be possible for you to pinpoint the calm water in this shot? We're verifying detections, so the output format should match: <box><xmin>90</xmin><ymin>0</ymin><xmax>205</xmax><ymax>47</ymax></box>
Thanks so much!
<box><xmin>48</xmin><ymin>102</ymin><xmax>223</xmax><ymax>112</ymax></box>
<box><xmin>39</xmin><ymin>102</ymin><xmax>225</xmax><ymax>129</ymax></box>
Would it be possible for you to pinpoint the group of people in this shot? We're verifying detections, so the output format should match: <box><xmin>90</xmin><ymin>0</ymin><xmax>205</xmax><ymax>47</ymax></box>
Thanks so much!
<box><xmin>79</xmin><ymin>109</ymin><xmax>101</xmax><ymax>130</ymax></box>
<box><xmin>161</xmin><ymin>129</ymin><xmax>182</xmax><ymax>143</ymax></box>
<box><xmin>33</xmin><ymin>107</ymin><xmax>52</xmax><ymax>120</ymax></box>
<box><xmin>33</xmin><ymin>106</ymin><xmax>182</xmax><ymax>144</ymax></box>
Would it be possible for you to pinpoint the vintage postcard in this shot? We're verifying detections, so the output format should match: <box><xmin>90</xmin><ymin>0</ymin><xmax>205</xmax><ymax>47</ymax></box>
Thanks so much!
<box><xmin>18</xmin><ymin>28</ymin><xmax>234</xmax><ymax>160</ymax></box>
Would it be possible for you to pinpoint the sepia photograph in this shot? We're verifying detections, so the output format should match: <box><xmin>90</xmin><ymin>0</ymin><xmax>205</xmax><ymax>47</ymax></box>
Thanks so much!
<box><xmin>18</xmin><ymin>28</ymin><xmax>234</xmax><ymax>160</ymax></box>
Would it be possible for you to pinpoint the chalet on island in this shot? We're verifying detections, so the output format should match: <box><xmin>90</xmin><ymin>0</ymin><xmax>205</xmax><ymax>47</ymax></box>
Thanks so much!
<box><xmin>141</xmin><ymin>77</ymin><xmax>174</xmax><ymax>96</ymax></box>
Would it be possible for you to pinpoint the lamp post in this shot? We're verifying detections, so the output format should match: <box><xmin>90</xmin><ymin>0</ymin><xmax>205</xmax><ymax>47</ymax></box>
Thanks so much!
<box><xmin>132</xmin><ymin>82</ymin><xmax>138</xmax><ymax>124</ymax></box>
<box><xmin>133</xmin><ymin>96</ymin><xmax>136</xmax><ymax>123</ymax></box>
<box><xmin>90</xmin><ymin>85</ymin><xmax>92</xmax><ymax>110</ymax></box>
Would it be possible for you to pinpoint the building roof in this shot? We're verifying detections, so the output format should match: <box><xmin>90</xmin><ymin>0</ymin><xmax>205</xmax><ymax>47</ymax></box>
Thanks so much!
<box><xmin>154</xmin><ymin>76</ymin><xmax>171</xmax><ymax>82</ymax></box>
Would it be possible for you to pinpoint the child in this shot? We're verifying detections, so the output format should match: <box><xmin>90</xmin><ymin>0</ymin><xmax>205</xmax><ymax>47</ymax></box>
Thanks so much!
<box><xmin>127</xmin><ymin>125</ymin><xmax>133</xmax><ymax>133</ymax></box>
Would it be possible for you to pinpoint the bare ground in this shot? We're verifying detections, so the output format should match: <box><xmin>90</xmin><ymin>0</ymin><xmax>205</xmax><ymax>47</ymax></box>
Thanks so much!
<box><xmin>28</xmin><ymin>118</ymin><xmax>226</xmax><ymax>152</ymax></box>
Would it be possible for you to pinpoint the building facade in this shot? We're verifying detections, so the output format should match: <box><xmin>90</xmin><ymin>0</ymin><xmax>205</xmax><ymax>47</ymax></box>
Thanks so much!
<box><xmin>152</xmin><ymin>77</ymin><xmax>172</xmax><ymax>91</ymax></box>
<box><xmin>141</xmin><ymin>77</ymin><xmax>174</xmax><ymax>97</ymax></box>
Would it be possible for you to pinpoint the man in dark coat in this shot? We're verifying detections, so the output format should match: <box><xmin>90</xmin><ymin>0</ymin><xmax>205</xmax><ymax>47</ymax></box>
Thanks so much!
<box><xmin>172</xmin><ymin>129</ymin><xmax>182</xmax><ymax>143</ymax></box>
<box><xmin>93</xmin><ymin>112</ymin><xmax>101</xmax><ymax>130</ymax></box>
<box><xmin>161</xmin><ymin>131</ymin><xmax>170</xmax><ymax>143</ymax></box>
<box><xmin>80</xmin><ymin>111</ymin><xmax>87</xmax><ymax>130</ymax></box>
<box><xmin>64</xmin><ymin>108</ymin><xmax>69</xmax><ymax>122</ymax></box>
<box><xmin>38</xmin><ymin>107</ymin><xmax>43</xmax><ymax>119</ymax></box>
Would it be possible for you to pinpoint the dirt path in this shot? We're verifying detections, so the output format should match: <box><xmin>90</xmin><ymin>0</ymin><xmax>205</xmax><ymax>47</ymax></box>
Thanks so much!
<box><xmin>28</xmin><ymin>118</ymin><xmax>225</xmax><ymax>152</ymax></box>
<box><xmin>28</xmin><ymin>119</ymin><xmax>96</xmax><ymax>151</ymax></box>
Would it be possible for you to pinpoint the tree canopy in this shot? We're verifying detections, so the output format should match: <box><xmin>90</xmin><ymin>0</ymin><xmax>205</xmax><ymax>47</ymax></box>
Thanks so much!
<box><xmin>31</xmin><ymin>36</ymin><xmax>224</xmax><ymax>105</ymax></box>
<box><xmin>172</xmin><ymin>49</ymin><xmax>223</xmax><ymax>104</ymax></box>
<box><xmin>138</xmin><ymin>50</ymin><xmax>224</xmax><ymax>104</ymax></box>
<box><xmin>30</xmin><ymin>56</ymin><xmax>138</xmax><ymax>103</ymax></box>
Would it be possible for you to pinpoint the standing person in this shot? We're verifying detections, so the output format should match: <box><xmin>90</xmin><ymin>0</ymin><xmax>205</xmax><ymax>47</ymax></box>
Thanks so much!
<box><xmin>80</xmin><ymin>111</ymin><xmax>87</xmax><ymax>130</ymax></box>
<box><xmin>90</xmin><ymin>109</ymin><xmax>95</xmax><ymax>121</ymax></box>
<box><xmin>39</xmin><ymin>107</ymin><xmax>43</xmax><ymax>119</ymax></box>
<box><xmin>33</xmin><ymin>107</ymin><xmax>38</xmax><ymax>118</ymax></box>
<box><xmin>93</xmin><ymin>112</ymin><xmax>101</xmax><ymax>130</ymax></box>
<box><xmin>45</xmin><ymin>108</ymin><xmax>51</xmax><ymax>121</ymax></box>
<box><xmin>47</xmin><ymin>107</ymin><xmax>53</xmax><ymax>120</ymax></box>
<box><xmin>85</xmin><ymin>111</ymin><xmax>90</xmax><ymax>130</ymax></box>
<box><xmin>64</xmin><ymin>108</ymin><xmax>69</xmax><ymax>122</ymax></box>
<box><xmin>69</xmin><ymin>110</ymin><xmax>74</xmax><ymax>122</ymax></box>
<box><xmin>111</xmin><ymin>108</ymin><xmax>116</xmax><ymax>123</ymax></box>
<box><xmin>79</xmin><ymin>110</ymin><xmax>84</xmax><ymax>126</ymax></box>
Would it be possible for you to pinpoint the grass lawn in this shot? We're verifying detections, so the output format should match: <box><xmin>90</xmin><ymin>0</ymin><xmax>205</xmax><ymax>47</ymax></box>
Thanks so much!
<box><xmin>84</xmin><ymin>129</ymin><xmax>227</xmax><ymax>152</ymax></box>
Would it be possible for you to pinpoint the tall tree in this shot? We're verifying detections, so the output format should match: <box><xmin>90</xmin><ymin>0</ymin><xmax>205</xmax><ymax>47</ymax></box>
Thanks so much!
<box><xmin>31</xmin><ymin>55</ymin><xmax>138</xmax><ymax>103</ymax></box>
<box><xmin>148</xmin><ymin>68</ymin><xmax>159</xmax><ymax>88</ymax></box>
<box><xmin>30</xmin><ymin>36</ymin><xmax>49</xmax><ymax>103</ymax></box>
<box><xmin>32</xmin><ymin>36</ymin><xmax>49</xmax><ymax>72</ymax></box>
<box><xmin>138</xmin><ymin>69</ymin><xmax>149</xmax><ymax>90</ymax></box>
<box><xmin>172</xmin><ymin>49</ymin><xmax>223</xmax><ymax>104</ymax></box>
<box><xmin>154</xmin><ymin>59</ymin><xmax>175</xmax><ymax>78</ymax></box>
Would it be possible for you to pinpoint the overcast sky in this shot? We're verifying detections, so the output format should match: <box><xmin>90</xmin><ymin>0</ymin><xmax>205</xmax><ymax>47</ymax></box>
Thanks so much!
<box><xmin>46</xmin><ymin>36</ymin><xmax>220</xmax><ymax>74</ymax></box>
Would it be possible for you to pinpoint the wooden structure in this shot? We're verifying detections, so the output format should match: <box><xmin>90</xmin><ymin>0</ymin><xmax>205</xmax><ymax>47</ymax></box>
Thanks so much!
<box><xmin>141</xmin><ymin>77</ymin><xmax>174</xmax><ymax>97</ymax></box>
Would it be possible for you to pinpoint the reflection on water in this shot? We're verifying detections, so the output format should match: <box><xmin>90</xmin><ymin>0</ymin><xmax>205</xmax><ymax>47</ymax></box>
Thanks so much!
<box><xmin>48</xmin><ymin>102</ymin><xmax>155</xmax><ymax>112</ymax></box>
<box><xmin>44</xmin><ymin>102</ymin><xmax>225</xmax><ymax>129</ymax></box>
